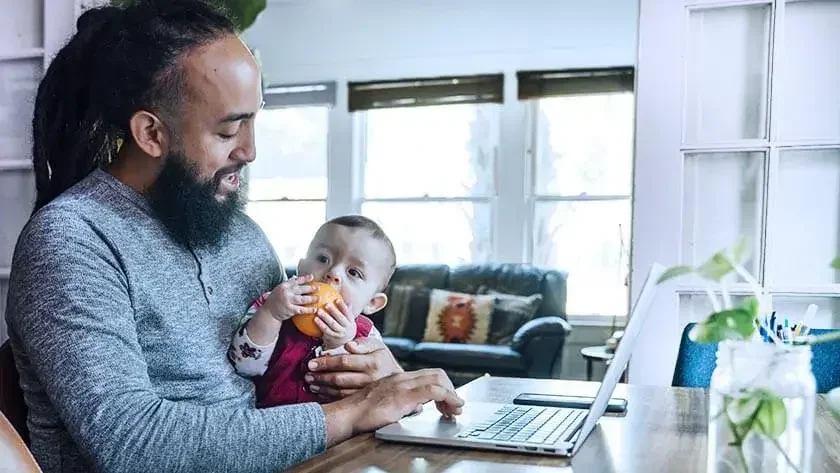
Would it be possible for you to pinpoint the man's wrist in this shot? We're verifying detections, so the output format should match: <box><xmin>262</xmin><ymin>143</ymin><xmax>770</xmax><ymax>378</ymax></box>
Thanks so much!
<box><xmin>323</xmin><ymin>396</ymin><xmax>363</xmax><ymax>447</ymax></box>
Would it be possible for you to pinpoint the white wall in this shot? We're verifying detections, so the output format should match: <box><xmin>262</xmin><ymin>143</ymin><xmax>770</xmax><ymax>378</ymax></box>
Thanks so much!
<box><xmin>246</xmin><ymin>0</ymin><xmax>639</xmax><ymax>84</ymax></box>
<box><xmin>246</xmin><ymin>0</ymin><xmax>638</xmax><ymax>380</ymax></box>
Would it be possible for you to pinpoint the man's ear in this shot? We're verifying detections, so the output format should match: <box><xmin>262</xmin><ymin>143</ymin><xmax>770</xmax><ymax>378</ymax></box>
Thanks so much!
<box><xmin>127</xmin><ymin>110</ymin><xmax>168</xmax><ymax>159</ymax></box>
<box><xmin>362</xmin><ymin>292</ymin><xmax>388</xmax><ymax>315</ymax></box>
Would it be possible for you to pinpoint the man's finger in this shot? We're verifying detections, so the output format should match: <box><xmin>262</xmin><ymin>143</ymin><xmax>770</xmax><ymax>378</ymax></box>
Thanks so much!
<box><xmin>308</xmin><ymin>351</ymin><xmax>376</xmax><ymax>372</ymax></box>
<box><xmin>343</xmin><ymin>336</ymin><xmax>387</xmax><ymax>355</ymax></box>
<box><xmin>407</xmin><ymin>384</ymin><xmax>464</xmax><ymax>409</ymax></box>
<box><xmin>306</xmin><ymin>371</ymin><xmax>372</xmax><ymax>389</ymax></box>
<box><xmin>312</xmin><ymin>386</ymin><xmax>358</xmax><ymax>399</ymax></box>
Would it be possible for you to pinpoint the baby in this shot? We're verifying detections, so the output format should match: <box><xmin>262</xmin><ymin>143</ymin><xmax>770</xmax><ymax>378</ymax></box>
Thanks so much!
<box><xmin>228</xmin><ymin>215</ymin><xmax>395</xmax><ymax>408</ymax></box>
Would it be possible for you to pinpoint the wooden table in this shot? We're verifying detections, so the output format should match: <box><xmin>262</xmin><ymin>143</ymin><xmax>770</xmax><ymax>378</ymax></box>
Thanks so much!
<box><xmin>287</xmin><ymin>376</ymin><xmax>840</xmax><ymax>473</ymax></box>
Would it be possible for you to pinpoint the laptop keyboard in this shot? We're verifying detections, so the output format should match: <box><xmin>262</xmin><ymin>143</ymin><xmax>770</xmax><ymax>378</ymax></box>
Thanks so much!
<box><xmin>456</xmin><ymin>405</ymin><xmax>586</xmax><ymax>445</ymax></box>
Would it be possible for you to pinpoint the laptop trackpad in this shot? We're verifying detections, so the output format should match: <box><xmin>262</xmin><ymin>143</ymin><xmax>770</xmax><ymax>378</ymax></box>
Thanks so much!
<box><xmin>378</xmin><ymin>402</ymin><xmax>504</xmax><ymax>439</ymax></box>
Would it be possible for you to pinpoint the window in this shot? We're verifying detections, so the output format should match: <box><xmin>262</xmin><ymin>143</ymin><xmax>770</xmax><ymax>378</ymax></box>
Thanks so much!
<box><xmin>521</xmin><ymin>69</ymin><xmax>635</xmax><ymax>317</ymax></box>
<box><xmin>244</xmin><ymin>72</ymin><xmax>637</xmax><ymax>323</ymax></box>
<box><xmin>350</xmin><ymin>75</ymin><xmax>503</xmax><ymax>265</ymax></box>
<box><xmin>245</xmin><ymin>83</ymin><xmax>335</xmax><ymax>266</ymax></box>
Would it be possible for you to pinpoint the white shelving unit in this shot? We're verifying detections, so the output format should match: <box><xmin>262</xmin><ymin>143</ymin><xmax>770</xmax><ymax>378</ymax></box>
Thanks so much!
<box><xmin>0</xmin><ymin>0</ymin><xmax>80</xmax><ymax>341</ymax></box>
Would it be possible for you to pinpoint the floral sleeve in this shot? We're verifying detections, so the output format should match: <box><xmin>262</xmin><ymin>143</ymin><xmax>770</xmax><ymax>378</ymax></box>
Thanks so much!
<box><xmin>227</xmin><ymin>292</ymin><xmax>276</xmax><ymax>378</ymax></box>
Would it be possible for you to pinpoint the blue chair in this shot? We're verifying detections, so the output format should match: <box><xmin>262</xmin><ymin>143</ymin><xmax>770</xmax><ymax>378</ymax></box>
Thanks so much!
<box><xmin>672</xmin><ymin>323</ymin><xmax>840</xmax><ymax>393</ymax></box>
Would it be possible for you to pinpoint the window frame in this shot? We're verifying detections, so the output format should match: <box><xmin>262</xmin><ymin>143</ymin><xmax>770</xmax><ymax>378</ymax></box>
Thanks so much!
<box><xmin>253</xmin><ymin>74</ymin><xmax>638</xmax><ymax>324</ymax></box>
<box><xmin>521</xmin><ymin>72</ymin><xmax>636</xmax><ymax>320</ymax></box>
<box><xmin>244</xmin><ymin>82</ymin><xmax>336</xmax><ymax>265</ymax></box>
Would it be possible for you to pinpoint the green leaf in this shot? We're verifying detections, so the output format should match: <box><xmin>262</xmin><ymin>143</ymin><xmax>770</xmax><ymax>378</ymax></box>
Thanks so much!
<box><xmin>726</xmin><ymin>396</ymin><xmax>761</xmax><ymax>425</ymax></box>
<box><xmin>739</xmin><ymin>297</ymin><xmax>760</xmax><ymax>319</ymax></box>
<box><xmin>690</xmin><ymin>306</ymin><xmax>756</xmax><ymax>343</ymax></box>
<box><xmin>221</xmin><ymin>0</ymin><xmax>267</xmax><ymax>31</ymax></box>
<box><xmin>730</xmin><ymin>236</ymin><xmax>750</xmax><ymax>265</ymax></box>
<box><xmin>754</xmin><ymin>395</ymin><xmax>787</xmax><ymax>438</ymax></box>
<box><xmin>656</xmin><ymin>265</ymin><xmax>694</xmax><ymax>284</ymax></box>
<box><xmin>832</xmin><ymin>256</ymin><xmax>840</xmax><ymax>270</ymax></box>
<box><xmin>696</xmin><ymin>251</ymin><xmax>735</xmax><ymax>281</ymax></box>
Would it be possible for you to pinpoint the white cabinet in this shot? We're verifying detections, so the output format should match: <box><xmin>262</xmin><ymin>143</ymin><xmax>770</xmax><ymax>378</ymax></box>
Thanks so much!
<box><xmin>631</xmin><ymin>0</ymin><xmax>840</xmax><ymax>386</ymax></box>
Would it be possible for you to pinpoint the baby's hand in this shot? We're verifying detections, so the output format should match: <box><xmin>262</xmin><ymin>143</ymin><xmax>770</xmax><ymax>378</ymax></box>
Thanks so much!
<box><xmin>259</xmin><ymin>274</ymin><xmax>319</xmax><ymax>322</ymax></box>
<box><xmin>316</xmin><ymin>300</ymin><xmax>356</xmax><ymax>350</ymax></box>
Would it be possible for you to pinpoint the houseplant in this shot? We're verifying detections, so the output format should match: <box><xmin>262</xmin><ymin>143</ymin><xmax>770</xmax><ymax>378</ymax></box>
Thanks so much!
<box><xmin>657</xmin><ymin>239</ymin><xmax>840</xmax><ymax>473</ymax></box>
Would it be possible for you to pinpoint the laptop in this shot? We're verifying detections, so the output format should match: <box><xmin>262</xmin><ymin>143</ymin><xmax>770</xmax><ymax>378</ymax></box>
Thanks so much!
<box><xmin>375</xmin><ymin>262</ymin><xmax>665</xmax><ymax>457</ymax></box>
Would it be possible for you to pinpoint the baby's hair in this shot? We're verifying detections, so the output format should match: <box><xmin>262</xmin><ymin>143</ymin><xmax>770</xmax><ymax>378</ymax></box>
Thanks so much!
<box><xmin>325</xmin><ymin>215</ymin><xmax>396</xmax><ymax>287</ymax></box>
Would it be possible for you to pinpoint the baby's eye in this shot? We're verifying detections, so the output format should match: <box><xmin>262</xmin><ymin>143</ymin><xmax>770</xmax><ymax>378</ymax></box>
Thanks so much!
<box><xmin>316</xmin><ymin>255</ymin><xmax>329</xmax><ymax>264</ymax></box>
<box><xmin>349</xmin><ymin>268</ymin><xmax>364</xmax><ymax>279</ymax></box>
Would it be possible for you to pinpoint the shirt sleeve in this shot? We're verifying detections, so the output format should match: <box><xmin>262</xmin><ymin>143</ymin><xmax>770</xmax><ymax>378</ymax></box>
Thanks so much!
<box><xmin>6</xmin><ymin>212</ymin><xmax>325</xmax><ymax>473</ymax></box>
<box><xmin>228</xmin><ymin>323</ymin><xmax>277</xmax><ymax>378</ymax></box>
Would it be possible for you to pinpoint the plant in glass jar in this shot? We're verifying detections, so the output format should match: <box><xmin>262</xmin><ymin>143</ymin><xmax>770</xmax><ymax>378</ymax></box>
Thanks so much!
<box><xmin>657</xmin><ymin>239</ymin><xmax>840</xmax><ymax>473</ymax></box>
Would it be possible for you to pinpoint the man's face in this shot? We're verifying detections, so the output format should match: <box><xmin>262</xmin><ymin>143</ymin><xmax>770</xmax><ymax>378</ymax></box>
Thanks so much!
<box><xmin>147</xmin><ymin>35</ymin><xmax>263</xmax><ymax>249</ymax></box>
<box><xmin>297</xmin><ymin>224</ymin><xmax>393</xmax><ymax>317</ymax></box>
<box><xmin>172</xmin><ymin>34</ymin><xmax>263</xmax><ymax>201</ymax></box>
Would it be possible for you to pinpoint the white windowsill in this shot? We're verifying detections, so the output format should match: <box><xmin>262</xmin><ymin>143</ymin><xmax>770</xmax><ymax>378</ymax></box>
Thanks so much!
<box><xmin>566</xmin><ymin>314</ymin><xmax>626</xmax><ymax>328</ymax></box>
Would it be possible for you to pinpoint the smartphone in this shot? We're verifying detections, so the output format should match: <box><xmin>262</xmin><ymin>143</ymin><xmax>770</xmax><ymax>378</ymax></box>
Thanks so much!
<box><xmin>512</xmin><ymin>393</ymin><xmax>628</xmax><ymax>413</ymax></box>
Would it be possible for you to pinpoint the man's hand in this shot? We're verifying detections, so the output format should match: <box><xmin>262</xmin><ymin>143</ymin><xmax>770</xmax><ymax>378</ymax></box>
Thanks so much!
<box><xmin>305</xmin><ymin>337</ymin><xmax>402</xmax><ymax>399</ymax></box>
<box><xmin>322</xmin><ymin>369</ymin><xmax>465</xmax><ymax>446</ymax></box>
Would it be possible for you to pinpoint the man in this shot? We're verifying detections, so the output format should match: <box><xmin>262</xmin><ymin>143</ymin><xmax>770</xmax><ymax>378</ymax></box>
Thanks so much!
<box><xmin>6</xmin><ymin>1</ymin><xmax>463</xmax><ymax>472</ymax></box>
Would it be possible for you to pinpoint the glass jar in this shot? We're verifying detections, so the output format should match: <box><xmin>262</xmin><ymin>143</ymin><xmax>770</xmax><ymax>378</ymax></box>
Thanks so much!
<box><xmin>708</xmin><ymin>340</ymin><xmax>816</xmax><ymax>473</ymax></box>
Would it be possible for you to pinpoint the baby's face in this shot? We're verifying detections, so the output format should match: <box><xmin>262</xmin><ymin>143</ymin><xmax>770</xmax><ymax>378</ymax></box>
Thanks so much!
<box><xmin>297</xmin><ymin>224</ymin><xmax>391</xmax><ymax>317</ymax></box>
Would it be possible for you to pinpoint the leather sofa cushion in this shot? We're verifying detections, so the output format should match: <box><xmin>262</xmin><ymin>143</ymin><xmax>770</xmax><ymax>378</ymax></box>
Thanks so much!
<box><xmin>411</xmin><ymin>342</ymin><xmax>527</xmax><ymax>372</ymax></box>
<box><xmin>448</xmin><ymin>263</ymin><xmax>567</xmax><ymax>318</ymax></box>
<box><xmin>382</xmin><ymin>337</ymin><xmax>417</xmax><ymax>359</ymax></box>
<box><xmin>389</xmin><ymin>264</ymin><xmax>450</xmax><ymax>289</ymax></box>
<box><xmin>378</xmin><ymin>284</ymin><xmax>431</xmax><ymax>340</ymax></box>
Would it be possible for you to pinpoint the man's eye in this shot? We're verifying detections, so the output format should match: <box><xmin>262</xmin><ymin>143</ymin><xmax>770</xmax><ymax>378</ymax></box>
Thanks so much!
<box><xmin>218</xmin><ymin>128</ymin><xmax>239</xmax><ymax>139</ymax></box>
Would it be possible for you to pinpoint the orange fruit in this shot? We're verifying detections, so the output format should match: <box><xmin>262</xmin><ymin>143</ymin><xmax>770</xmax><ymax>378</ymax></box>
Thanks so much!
<box><xmin>291</xmin><ymin>281</ymin><xmax>342</xmax><ymax>337</ymax></box>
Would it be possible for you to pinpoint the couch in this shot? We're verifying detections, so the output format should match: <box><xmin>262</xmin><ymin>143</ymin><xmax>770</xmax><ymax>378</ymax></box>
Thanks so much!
<box><xmin>288</xmin><ymin>263</ymin><xmax>572</xmax><ymax>386</ymax></box>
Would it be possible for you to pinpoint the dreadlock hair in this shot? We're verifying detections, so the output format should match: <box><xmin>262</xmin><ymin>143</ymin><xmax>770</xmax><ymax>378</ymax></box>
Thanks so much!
<box><xmin>31</xmin><ymin>0</ymin><xmax>237</xmax><ymax>213</ymax></box>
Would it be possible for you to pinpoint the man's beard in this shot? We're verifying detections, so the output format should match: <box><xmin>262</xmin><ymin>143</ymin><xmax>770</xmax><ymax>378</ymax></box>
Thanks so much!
<box><xmin>147</xmin><ymin>151</ymin><xmax>246</xmax><ymax>250</ymax></box>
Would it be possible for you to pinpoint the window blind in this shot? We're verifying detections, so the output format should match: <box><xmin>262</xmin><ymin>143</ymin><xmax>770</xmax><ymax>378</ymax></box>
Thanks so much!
<box><xmin>517</xmin><ymin>67</ymin><xmax>634</xmax><ymax>100</ymax></box>
<box><xmin>263</xmin><ymin>81</ymin><xmax>337</xmax><ymax>108</ymax></box>
<box><xmin>348</xmin><ymin>74</ymin><xmax>504</xmax><ymax>111</ymax></box>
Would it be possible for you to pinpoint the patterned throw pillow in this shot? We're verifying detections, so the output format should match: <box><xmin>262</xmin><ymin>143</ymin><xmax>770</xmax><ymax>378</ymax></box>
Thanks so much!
<box><xmin>422</xmin><ymin>289</ymin><xmax>494</xmax><ymax>344</ymax></box>
<box><xmin>479</xmin><ymin>289</ymin><xmax>543</xmax><ymax>345</ymax></box>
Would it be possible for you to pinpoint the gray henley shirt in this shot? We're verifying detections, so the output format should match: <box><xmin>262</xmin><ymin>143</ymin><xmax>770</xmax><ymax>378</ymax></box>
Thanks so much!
<box><xmin>6</xmin><ymin>169</ymin><xmax>326</xmax><ymax>473</ymax></box>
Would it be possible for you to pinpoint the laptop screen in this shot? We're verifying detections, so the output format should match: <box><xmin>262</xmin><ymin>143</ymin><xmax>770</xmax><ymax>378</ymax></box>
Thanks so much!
<box><xmin>570</xmin><ymin>262</ymin><xmax>665</xmax><ymax>454</ymax></box>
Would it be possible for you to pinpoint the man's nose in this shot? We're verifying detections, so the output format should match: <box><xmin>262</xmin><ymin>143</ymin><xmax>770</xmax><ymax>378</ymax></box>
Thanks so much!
<box><xmin>233</xmin><ymin>125</ymin><xmax>256</xmax><ymax>163</ymax></box>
